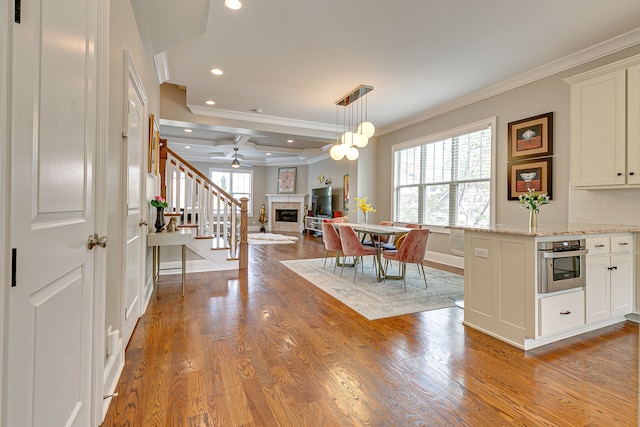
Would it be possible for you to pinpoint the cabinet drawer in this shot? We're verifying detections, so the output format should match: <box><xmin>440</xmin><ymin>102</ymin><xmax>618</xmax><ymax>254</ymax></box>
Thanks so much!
<box><xmin>610</xmin><ymin>235</ymin><xmax>632</xmax><ymax>253</ymax></box>
<box><xmin>586</xmin><ymin>237</ymin><xmax>610</xmax><ymax>255</ymax></box>
<box><xmin>539</xmin><ymin>290</ymin><xmax>585</xmax><ymax>336</ymax></box>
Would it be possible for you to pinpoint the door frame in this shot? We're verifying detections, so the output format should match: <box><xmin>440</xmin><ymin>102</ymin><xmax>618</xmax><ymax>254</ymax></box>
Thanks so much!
<box><xmin>91</xmin><ymin>2</ymin><xmax>110</xmax><ymax>425</ymax></box>
<box><xmin>0</xmin><ymin>0</ymin><xmax>10</xmax><ymax>421</ymax></box>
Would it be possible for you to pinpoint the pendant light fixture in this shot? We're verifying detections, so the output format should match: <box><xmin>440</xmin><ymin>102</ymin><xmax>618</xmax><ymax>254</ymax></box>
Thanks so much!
<box><xmin>231</xmin><ymin>147</ymin><xmax>240</xmax><ymax>168</ymax></box>
<box><xmin>330</xmin><ymin>85</ymin><xmax>375</xmax><ymax>161</ymax></box>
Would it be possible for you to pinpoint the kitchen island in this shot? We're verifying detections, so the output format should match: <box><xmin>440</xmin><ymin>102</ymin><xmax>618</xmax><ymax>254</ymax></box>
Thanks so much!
<box><xmin>450</xmin><ymin>223</ymin><xmax>640</xmax><ymax>350</ymax></box>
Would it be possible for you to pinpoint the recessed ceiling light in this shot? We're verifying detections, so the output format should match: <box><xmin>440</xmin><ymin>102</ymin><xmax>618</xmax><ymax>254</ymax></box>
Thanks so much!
<box><xmin>210</xmin><ymin>68</ymin><xmax>223</xmax><ymax>76</ymax></box>
<box><xmin>185</xmin><ymin>146</ymin><xmax>191</xmax><ymax>149</ymax></box>
<box><xmin>205</xmin><ymin>100</ymin><xmax>215</xmax><ymax>105</ymax></box>
<box><xmin>287</xmin><ymin>139</ymin><xmax>293</xmax><ymax>143</ymax></box>
<box><xmin>224</xmin><ymin>0</ymin><xmax>242</xmax><ymax>10</ymax></box>
<box><xmin>266</xmin><ymin>152</ymin><xmax>271</xmax><ymax>156</ymax></box>
<box><xmin>184</xmin><ymin>129</ymin><xmax>193</xmax><ymax>133</ymax></box>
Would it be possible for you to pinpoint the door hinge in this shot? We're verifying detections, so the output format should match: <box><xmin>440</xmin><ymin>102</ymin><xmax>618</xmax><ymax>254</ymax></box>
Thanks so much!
<box><xmin>11</xmin><ymin>248</ymin><xmax>17</xmax><ymax>287</ymax></box>
<box><xmin>14</xmin><ymin>0</ymin><xmax>21</xmax><ymax>23</ymax></box>
<box><xmin>124</xmin><ymin>307</ymin><xmax>128</xmax><ymax>321</ymax></box>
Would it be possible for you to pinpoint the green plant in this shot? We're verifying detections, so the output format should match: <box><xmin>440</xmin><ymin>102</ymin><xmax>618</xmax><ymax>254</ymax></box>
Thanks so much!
<box><xmin>518</xmin><ymin>189</ymin><xmax>549</xmax><ymax>213</ymax></box>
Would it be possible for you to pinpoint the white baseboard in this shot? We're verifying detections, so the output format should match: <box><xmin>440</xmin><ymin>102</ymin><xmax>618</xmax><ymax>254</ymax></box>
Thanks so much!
<box><xmin>101</xmin><ymin>340</ymin><xmax>124</xmax><ymax>422</ymax></box>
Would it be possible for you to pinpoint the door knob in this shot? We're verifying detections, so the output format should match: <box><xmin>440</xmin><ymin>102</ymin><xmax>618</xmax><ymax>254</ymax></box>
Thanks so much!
<box><xmin>87</xmin><ymin>234</ymin><xmax>108</xmax><ymax>250</ymax></box>
<box><xmin>139</xmin><ymin>219</ymin><xmax>148</xmax><ymax>227</ymax></box>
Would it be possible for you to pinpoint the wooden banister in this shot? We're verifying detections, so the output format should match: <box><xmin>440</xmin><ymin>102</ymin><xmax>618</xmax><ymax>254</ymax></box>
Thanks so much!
<box><xmin>158</xmin><ymin>141</ymin><xmax>248</xmax><ymax>269</ymax></box>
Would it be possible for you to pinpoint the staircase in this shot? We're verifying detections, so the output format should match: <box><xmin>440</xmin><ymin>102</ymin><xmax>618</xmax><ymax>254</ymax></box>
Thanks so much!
<box><xmin>159</xmin><ymin>142</ymin><xmax>248</xmax><ymax>269</ymax></box>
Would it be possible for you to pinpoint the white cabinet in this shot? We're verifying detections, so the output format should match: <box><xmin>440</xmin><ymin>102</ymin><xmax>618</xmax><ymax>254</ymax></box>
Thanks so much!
<box><xmin>566</xmin><ymin>56</ymin><xmax>640</xmax><ymax>188</ymax></box>
<box><xmin>585</xmin><ymin>235</ymin><xmax>634</xmax><ymax>323</ymax></box>
<box><xmin>539</xmin><ymin>290</ymin><xmax>585</xmax><ymax>336</ymax></box>
<box><xmin>304</xmin><ymin>216</ymin><xmax>323</xmax><ymax>234</ymax></box>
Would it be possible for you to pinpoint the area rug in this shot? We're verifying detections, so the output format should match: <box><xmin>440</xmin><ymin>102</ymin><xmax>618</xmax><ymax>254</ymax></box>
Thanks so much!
<box><xmin>248</xmin><ymin>233</ymin><xmax>299</xmax><ymax>245</ymax></box>
<box><xmin>280</xmin><ymin>258</ymin><xmax>464</xmax><ymax>320</ymax></box>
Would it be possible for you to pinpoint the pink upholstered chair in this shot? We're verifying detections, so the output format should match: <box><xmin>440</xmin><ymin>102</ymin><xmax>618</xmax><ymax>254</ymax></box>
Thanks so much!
<box><xmin>338</xmin><ymin>225</ymin><xmax>379</xmax><ymax>282</ymax></box>
<box><xmin>321</xmin><ymin>222</ymin><xmax>342</xmax><ymax>273</ymax></box>
<box><xmin>381</xmin><ymin>223</ymin><xmax>422</xmax><ymax>251</ymax></box>
<box><xmin>382</xmin><ymin>228</ymin><xmax>430</xmax><ymax>291</ymax></box>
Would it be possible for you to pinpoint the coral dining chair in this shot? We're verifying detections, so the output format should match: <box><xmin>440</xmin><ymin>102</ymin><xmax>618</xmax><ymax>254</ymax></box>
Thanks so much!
<box><xmin>321</xmin><ymin>222</ymin><xmax>343</xmax><ymax>273</ymax></box>
<box><xmin>382</xmin><ymin>228</ymin><xmax>430</xmax><ymax>291</ymax></box>
<box><xmin>381</xmin><ymin>223</ymin><xmax>422</xmax><ymax>251</ymax></box>
<box><xmin>338</xmin><ymin>225</ymin><xmax>379</xmax><ymax>282</ymax></box>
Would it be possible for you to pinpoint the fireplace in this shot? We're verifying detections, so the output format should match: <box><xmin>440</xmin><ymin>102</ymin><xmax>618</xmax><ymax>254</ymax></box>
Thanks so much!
<box><xmin>275</xmin><ymin>209</ymin><xmax>298</xmax><ymax>223</ymax></box>
<box><xmin>265</xmin><ymin>194</ymin><xmax>307</xmax><ymax>233</ymax></box>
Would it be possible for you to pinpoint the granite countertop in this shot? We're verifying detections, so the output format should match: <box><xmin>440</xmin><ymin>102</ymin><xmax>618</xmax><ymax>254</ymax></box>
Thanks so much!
<box><xmin>448</xmin><ymin>223</ymin><xmax>640</xmax><ymax>237</ymax></box>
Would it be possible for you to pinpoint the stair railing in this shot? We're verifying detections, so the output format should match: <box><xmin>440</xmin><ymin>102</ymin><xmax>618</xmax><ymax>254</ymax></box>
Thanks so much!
<box><xmin>159</xmin><ymin>141</ymin><xmax>248</xmax><ymax>269</ymax></box>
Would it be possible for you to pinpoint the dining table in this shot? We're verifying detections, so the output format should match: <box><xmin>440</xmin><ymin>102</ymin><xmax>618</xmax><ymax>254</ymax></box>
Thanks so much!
<box><xmin>334</xmin><ymin>222</ymin><xmax>411</xmax><ymax>282</ymax></box>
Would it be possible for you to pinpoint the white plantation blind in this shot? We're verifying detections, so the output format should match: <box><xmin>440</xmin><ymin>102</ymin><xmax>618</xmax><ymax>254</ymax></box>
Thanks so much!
<box><xmin>393</xmin><ymin>119</ymin><xmax>494</xmax><ymax>227</ymax></box>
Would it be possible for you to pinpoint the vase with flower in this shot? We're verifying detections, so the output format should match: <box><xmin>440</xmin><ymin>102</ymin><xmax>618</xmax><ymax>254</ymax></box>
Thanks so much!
<box><xmin>151</xmin><ymin>195</ymin><xmax>169</xmax><ymax>232</ymax></box>
<box><xmin>353</xmin><ymin>196</ymin><xmax>376</xmax><ymax>225</ymax></box>
<box><xmin>518</xmin><ymin>189</ymin><xmax>549</xmax><ymax>230</ymax></box>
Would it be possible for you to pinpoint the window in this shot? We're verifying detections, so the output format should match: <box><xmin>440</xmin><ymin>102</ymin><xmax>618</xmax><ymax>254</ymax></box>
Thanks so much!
<box><xmin>209</xmin><ymin>169</ymin><xmax>254</xmax><ymax>215</ymax></box>
<box><xmin>392</xmin><ymin>118</ymin><xmax>495</xmax><ymax>228</ymax></box>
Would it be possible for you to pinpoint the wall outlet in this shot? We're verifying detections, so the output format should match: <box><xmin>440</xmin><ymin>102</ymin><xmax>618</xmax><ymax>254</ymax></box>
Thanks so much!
<box><xmin>474</xmin><ymin>247</ymin><xmax>489</xmax><ymax>258</ymax></box>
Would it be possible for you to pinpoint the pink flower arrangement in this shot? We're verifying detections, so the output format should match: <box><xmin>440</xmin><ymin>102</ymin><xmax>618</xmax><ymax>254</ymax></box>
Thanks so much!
<box><xmin>151</xmin><ymin>195</ymin><xmax>168</xmax><ymax>208</ymax></box>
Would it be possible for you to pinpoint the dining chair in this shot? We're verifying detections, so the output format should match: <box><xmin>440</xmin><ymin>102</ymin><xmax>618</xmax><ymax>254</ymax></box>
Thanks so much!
<box><xmin>382</xmin><ymin>228</ymin><xmax>430</xmax><ymax>291</ymax></box>
<box><xmin>321</xmin><ymin>222</ymin><xmax>343</xmax><ymax>273</ymax></box>
<box><xmin>381</xmin><ymin>223</ymin><xmax>422</xmax><ymax>251</ymax></box>
<box><xmin>362</xmin><ymin>220</ymin><xmax>394</xmax><ymax>247</ymax></box>
<box><xmin>339</xmin><ymin>225</ymin><xmax>379</xmax><ymax>282</ymax></box>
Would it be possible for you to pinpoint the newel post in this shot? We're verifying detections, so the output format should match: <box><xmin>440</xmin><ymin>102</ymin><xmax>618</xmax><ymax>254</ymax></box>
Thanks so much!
<box><xmin>239</xmin><ymin>197</ymin><xmax>249</xmax><ymax>269</ymax></box>
<box><xmin>158</xmin><ymin>139</ymin><xmax>168</xmax><ymax>200</ymax></box>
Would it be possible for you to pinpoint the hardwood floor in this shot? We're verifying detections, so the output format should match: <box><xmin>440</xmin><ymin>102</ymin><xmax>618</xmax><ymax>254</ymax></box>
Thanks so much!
<box><xmin>102</xmin><ymin>233</ymin><xmax>638</xmax><ymax>426</ymax></box>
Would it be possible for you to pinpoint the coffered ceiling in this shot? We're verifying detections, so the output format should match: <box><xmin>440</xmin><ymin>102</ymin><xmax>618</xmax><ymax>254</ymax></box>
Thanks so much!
<box><xmin>137</xmin><ymin>0</ymin><xmax>640</xmax><ymax>167</ymax></box>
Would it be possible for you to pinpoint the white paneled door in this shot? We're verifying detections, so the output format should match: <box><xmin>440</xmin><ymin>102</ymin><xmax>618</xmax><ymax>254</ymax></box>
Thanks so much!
<box><xmin>123</xmin><ymin>54</ymin><xmax>147</xmax><ymax>346</ymax></box>
<box><xmin>7</xmin><ymin>0</ymin><xmax>99</xmax><ymax>425</ymax></box>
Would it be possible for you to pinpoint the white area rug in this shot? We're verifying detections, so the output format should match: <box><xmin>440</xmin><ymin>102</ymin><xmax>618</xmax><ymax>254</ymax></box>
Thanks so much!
<box><xmin>248</xmin><ymin>233</ymin><xmax>299</xmax><ymax>245</ymax></box>
<box><xmin>280</xmin><ymin>258</ymin><xmax>463</xmax><ymax>320</ymax></box>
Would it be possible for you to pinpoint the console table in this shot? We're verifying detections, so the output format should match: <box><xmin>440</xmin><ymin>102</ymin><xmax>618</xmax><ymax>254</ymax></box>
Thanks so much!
<box><xmin>147</xmin><ymin>228</ymin><xmax>193</xmax><ymax>296</ymax></box>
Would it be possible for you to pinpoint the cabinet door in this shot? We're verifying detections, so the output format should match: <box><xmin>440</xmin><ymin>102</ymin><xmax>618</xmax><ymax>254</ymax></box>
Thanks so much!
<box><xmin>570</xmin><ymin>69</ymin><xmax>627</xmax><ymax>187</ymax></box>
<box><xmin>628</xmin><ymin>64</ymin><xmax>640</xmax><ymax>185</ymax></box>
<box><xmin>586</xmin><ymin>256</ymin><xmax>611</xmax><ymax>323</ymax></box>
<box><xmin>610</xmin><ymin>254</ymin><xmax>633</xmax><ymax>317</ymax></box>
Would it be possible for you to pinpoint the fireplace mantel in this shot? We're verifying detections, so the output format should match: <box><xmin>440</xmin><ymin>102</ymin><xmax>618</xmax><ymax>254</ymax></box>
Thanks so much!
<box><xmin>265</xmin><ymin>194</ymin><xmax>308</xmax><ymax>233</ymax></box>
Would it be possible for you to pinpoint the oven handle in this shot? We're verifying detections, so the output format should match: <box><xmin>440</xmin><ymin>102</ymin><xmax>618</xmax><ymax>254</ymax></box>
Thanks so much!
<box><xmin>540</xmin><ymin>249</ymin><xmax>589</xmax><ymax>259</ymax></box>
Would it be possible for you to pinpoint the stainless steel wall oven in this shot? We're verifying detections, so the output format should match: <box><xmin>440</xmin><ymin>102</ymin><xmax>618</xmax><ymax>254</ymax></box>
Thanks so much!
<box><xmin>538</xmin><ymin>239</ymin><xmax>588</xmax><ymax>293</ymax></box>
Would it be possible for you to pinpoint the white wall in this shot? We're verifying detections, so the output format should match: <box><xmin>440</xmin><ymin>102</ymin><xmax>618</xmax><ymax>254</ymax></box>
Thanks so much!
<box><xmin>375</xmin><ymin>45</ymin><xmax>640</xmax><ymax>229</ymax></box>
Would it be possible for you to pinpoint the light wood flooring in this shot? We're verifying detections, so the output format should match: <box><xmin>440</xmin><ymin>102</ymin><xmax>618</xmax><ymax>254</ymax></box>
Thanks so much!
<box><xmin>102</xmin><ymin>233</ymin><xmax>638</xmax><ymax>426</ymax></box>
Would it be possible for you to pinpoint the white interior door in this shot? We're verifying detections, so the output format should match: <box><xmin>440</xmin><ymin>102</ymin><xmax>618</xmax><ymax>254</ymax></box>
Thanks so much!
<box><xmin>123</xmin><ymin>57</ymin><xmax>147</xmax><ymax>346</ymax></box>
<box><xmin>6</xmin><ymin>0</ymin><xmax>98</xmax><ymax>425</ymax></box>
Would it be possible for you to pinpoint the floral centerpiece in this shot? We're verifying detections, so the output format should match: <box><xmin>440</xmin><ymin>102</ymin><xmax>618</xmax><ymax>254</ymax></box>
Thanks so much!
<box><xmin>518</xmin><ymin>189</ymin><xmax>549</xmax><ymax>229</ymax></box>
<box><xmin>151</xmin><ymin>195</ymin><xmax>168</xmax><ymax>208</ymax></box>
<box><xmin>151</xmin><ymin>195</ymin><xmax>168</xmax><ymax>231</ymax></box>
<box><xmin>353</xmin><ymin>196</ymin><xmax>376</xmax><ymax>224</ymax></box>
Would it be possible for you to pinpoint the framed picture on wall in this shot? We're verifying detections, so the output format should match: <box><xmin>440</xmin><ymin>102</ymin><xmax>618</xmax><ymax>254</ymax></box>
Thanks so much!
<box><xmin>277</xmin><ymin>167</ymin><xmax>296</xmax><ymax>194</ymax></box>
<box><xmin>148</xmin><ymin>113</ymin><xmax>159</xmax><ymax>176</ymax></box>
<box><xmin>507</xmin><ymin>112</ymin><xmax>553</xmax><ymax>160</ymax></box>
<box><xmin>343</xmin><ymin>174</ymin><xmax>349</xmax><ymax>210</ymax></box>
<box><xmin>508</xmin><ymin>157</ymin><xmax>553</xmax><ymax>200</ymax></box>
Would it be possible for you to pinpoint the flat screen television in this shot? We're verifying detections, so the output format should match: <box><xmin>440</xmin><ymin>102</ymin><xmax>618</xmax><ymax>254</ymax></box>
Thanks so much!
<box><xmin>311</xmin><ymin>186</ymin><xmax>332</xmax><ymax>217</ymax></box>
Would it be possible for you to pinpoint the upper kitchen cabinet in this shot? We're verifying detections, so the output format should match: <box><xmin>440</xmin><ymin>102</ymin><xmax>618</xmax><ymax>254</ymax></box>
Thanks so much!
<box><xmin>566</xmin><ymin>55</ymin><xmax>640</xmax><ymax>188</ymax></box>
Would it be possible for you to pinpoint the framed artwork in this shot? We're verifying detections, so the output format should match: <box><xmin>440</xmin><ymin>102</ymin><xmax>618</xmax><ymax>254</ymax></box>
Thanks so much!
<box><xmin>508</xmin><ymin>112</ymin><xmax>553</xmax><ymax>160</ymax></box>
<box><xmin>148</xmin><ymin>113</ymin><xmax>160</xmax><ymax>176</ymax></box>
<box><xmin>508</xmin><ymin>158</ymin><xmax>553</xmax><ymax>200</ymax></box>
<box><xmin>343</xmin><ymin>174</ymin><xmax>350</xmax><ymax>210</ymax></box>
<box><xmin>277</xmin><ymin>167</ymin><xmax>296</xmax><ymax>194</ymax></box>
